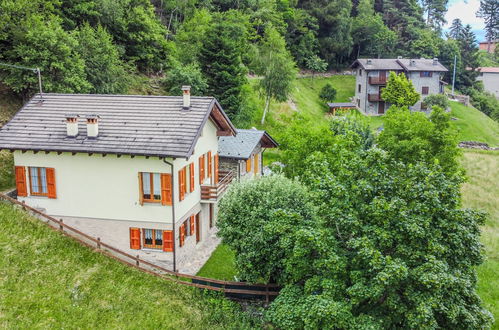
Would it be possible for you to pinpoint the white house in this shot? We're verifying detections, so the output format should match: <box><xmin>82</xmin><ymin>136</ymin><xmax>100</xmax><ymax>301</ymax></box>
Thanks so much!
<box><xmin>476</xmin><ymin>67</ymin><xmax>499</xmax><ymax>98</ymax></box>
<box><xmin>0</xmin><ymin>87</ymin><xmax>249</xmax><ymax>274</ymax></box>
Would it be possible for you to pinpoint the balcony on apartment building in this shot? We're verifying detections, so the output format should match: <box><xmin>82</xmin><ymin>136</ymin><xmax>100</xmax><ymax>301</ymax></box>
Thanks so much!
<box><xmin>368</xmin><ymin>93</ymin><xmax>383</xmax><ymax>102</ymax></box>
<box><xmin>368</xmin><ymin>77</ymin><xmax>387</xmax><ymax>85</ymax></box>
<box><xmin>201</xmin><ymin>170</ymin><xmax>235</xmax><ymax>202</ymax></box>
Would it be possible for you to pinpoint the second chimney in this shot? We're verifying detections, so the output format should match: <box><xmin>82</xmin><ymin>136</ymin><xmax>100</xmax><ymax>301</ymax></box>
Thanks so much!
<box><xmin>182</xmin><ymin>85</ymin><xmax>191</xmax><ymax>109</ymax></box>
<box><xmin>86</xmin><ymin>115</ymin><xmax>99</xmax><ymax>138</ymax></box>
<box><xmin>65</xmin><ymin>114</ymin><xmax>79</xmax><ymax>137</ymax></box>
<box><xmin>433</xmin><ymin>58</ymin><xmax>438</xmax><ymax>65</ymax></box>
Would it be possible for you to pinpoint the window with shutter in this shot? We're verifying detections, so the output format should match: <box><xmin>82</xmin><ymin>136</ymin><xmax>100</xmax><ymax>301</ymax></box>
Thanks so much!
<box><xmin>140</xmin><ymin>172</ymin><xmax>162</xmax><ymax>203</ymax></box>
<box><xmin>163</xmin><ymin>230</ymin><xmax>174</xmax><ymax>252</ymax></box>
<box><xmin>190</xmin><ymin>215</ymin><xmax>195</xmax><ymax>235</ymax></box>
<box><xmin>28</xmin><ymin>167</ymin><xmax>55</xmax><ymax>197</ymax></box>
<box><xmin>143</xmin><ymin>229</ymin><xmax>163</xmax><ymax>249</ymax></box>
<box><xmin>178</xmin><ymin>168</ymin><xmax>186</xmax><ymax>201</ymax></box>
<box><xmin>207</xmin><ymin>151</ymin><xmax>212</xmax><ymax>178</ymax></box>
<box><xmin>422</xmin><ymin>86</ymin><xmax>429</xmax><ymax>95</ymax></box>
<box><xmin>246</xmin><ymin>158</ymin><xmax>251</xmax><ymax>173</ymax></box>
<box><xmin>189</xmin><ymin>163</ymin><xmax>195</xmax><ymax>192</ymax></box>
<box><xmin>130</xmin><ymin>228</ymin><xmax>141</xmax><ymax>249</ymax></box>
<box><xmin>199</xmin><ymin>155</ymin><xmax>205</xmax><ymax>183</ymax></box>
<box><xmin>214</xmin><ymin>154</ymin><xmax>219</xmax><ymax>183</ymax></box>
<box><xmin>195</xmin><ymin>213</ymin><xmax>201</xmax><ymax>243</ymax></box>
<box><xmin>15</xmin><ymin>166</ymin><xmax>27</xmax><ymax>197</ymax></box>
<box><xmin>160</xmin><ymin>174</ymin><xmax>172</xmax><ymax>205</ymax></box>
<box><xmin>179</xmin><ymin>223</ymin><xmax>185</xmax><ymax>247</ymax></box>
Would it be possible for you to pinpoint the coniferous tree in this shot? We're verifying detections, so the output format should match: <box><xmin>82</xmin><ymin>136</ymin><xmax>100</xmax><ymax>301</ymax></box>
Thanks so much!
<box><xmin>448</xmin><ymin>18</ymin><xmax>464</xmax><ymax>39</ymax></box>
<box><xmin>199</xmin><ymin>17</ymin><xmax>247</xmax><ymax>119</ymax></box>
<box><xmin>421</xmin><ymin>0</ymin><xmax>448</xmax><ymax>32</ymax></box>
<box><xmin>456</xmin><ymin>25</ymin><xmax>480</xmax><ymax>90</ymax></box>
<box><xmin>476</xmin><ymin>0</ymin><xmax>499</xmax><ymax>52</ymax></box>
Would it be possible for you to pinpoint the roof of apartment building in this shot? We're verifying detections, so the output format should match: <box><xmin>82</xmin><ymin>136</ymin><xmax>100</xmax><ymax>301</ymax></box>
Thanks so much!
<box><xmin>351</xmin><ymin>57</ymin><xmax>448</xmax><ymax>72</ymax></box>
<box><xmin>477</xmin><ymin>67</ymin><xmax>499</xmax><ymax>73</ymax></box>
<box><xmin>0</xmin><ymin>93</ymin><xmax>236</xmax><ymax>158</ymax></box>
<box><xmin>218</xmin><ymin>129</ymin><xmax>278</xmax><ymax>160</ymax></box>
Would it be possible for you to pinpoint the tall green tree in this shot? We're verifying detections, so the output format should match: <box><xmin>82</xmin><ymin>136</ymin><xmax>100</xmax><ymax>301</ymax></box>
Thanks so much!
<box><xmin>217</xmin><ymin>175</ymin><xmax>316</xmax><ymax>284</ymax></box>
<box><xmin>448</xmin><ymin>18</ymin><xmax>463</xmax><ymax>39</ymax></box>
<box><xmin>0</xmin><ymin>14</ymin><xmax>91</xmax><ymax>96</ymax></box>
<box><xmin>74</xmin><ymin>24</ymin><xmax>129</xmax><ymax>94</ymax></box>
<box><xmin>174</xmin><ymin>9</ymin><xmax>212</xmax><ymax>65</ymax></box>
<box><xmin>381</xmin><ymin>71</ymin><xmax>420</xmax><ymax>108</ymax></box>
<box><xmin>456</xmin><ymin>25</ymin><xmax>480</xmax><ymax>90</ymax></box>
<box><xmin>421</xmin><ymin>0</ymin><xmax>448</xmax><ymax>31</ymax></box>
<box><xmin>378</xmin><ymin>106</ymin><xmax>461</xmax><ymax>174</ymax></box>
<box><xmin>284</xmin><ymin>9</ymin><xmax>320</xmax><ymax>68</ymax></box>
<box><xmin>252</xmin><ymin>26</ymin><xmax>297</xmax><ymax>124</ymax></box>
<box><xmin>298</xmin><ymin>0</ymin><xmax>353</xmax><ymax>67</ymax></box>
<box><xmin>199</xmin><ymin>14</ymin><xmax>248</xmax><ymax>119</ymax></box>
<box><xmin>476</xmin><ymin>0</ymin><xmax>499</xmax><ymax>52</ymax></box>
<box><xmin>267</xmin><ymin>148</ymin><xmax>493</xmax><ymax>329</ymax></box>
<box><xmin>351</xmin><ymin>0</ymin><xmax>397</xmax><ymax>58</ymax></box>
<box><xmin>382</xmin><ymin>0</ymin><xmax>425</xmax><ymax>53</ymax></box>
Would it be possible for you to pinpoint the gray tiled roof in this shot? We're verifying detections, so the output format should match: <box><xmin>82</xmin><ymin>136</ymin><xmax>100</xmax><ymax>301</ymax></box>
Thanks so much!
<box><xmin>352</xmin><ymin>59</ymin><xmax>403</xmax><ymax>71</ymax></box>
<box><xmin>397</xmin><ymin>59</ymin><xmax>448</xmax><ymax>72</ymax></box>
<box><xmin>0</xmin><ymin>93</ymin><xmax>233</xmax><ymax>158</ymax></box>
<box><xmin>218</xmin><ymin>129</ymin><xmax>271</xmax><ymax>159</ymax></box>
<box><xmin>352</xmin><ymin>58</ymin><xmax>448</xmax><ymax>72</ymax></box>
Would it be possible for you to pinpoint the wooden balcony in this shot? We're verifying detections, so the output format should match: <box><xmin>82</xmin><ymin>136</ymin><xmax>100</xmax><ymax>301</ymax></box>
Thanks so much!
<box><xmin>368</xmin><ymin>77</ymin><xmax>387</xmax><ymax>85</ymax></box>
<box><xmin>201</xmin><ymin>170</ymin><xmax>235</xmax><ymax>202</ymax></box>
<box><xmin>368</xmin><ymin>93</ymin><xmax>383</xmax><ymax>102</ymax></box>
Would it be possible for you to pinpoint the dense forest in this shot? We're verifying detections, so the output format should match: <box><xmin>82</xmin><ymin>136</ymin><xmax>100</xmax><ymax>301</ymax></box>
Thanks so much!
<box><xmin>0</xmin><ymin>0</ymin><xmax>498</xmax><ymax>124</ymax></box>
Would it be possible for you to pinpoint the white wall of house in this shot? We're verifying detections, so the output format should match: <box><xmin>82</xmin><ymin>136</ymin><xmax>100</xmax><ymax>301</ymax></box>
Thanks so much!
<box><xmin>14</xmin><ymin>118</ymin><xmax>220</xmax><ymax>226</ymax></box>
<box><xmin>406</xmin><ymin>72</ymin><xmax>442</xmax><ymax>111</ymax></box>
<box><xmin>477</xmin><ymin>72</ymin><xmax>499</xmax><ymax>98</ymax></box>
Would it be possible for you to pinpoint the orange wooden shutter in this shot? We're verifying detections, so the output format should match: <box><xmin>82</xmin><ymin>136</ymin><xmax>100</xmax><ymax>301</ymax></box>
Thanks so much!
<box><xmin>190</xmin><ymin>215</ymin><xmax>195</xmax><ymax>235</ymax></box>
<box><xmin>207</xmin><ymin>151</ymin><xmax>212</xmax><ymax>177</ymax></box>
<box><xmin>138</xmin><ymin>173</ymin><xmax>144</xmax><ymax>205</ymax></box>
<box><xmin>179</xmin><ymin>224</ymin><xmax>185</xmax><ymax>247</ymax></box>
<box><xmin>246</xmin><ymin>158</ymin><xmax>251</xmax><ymax>173</ymax></box>
<box><xmin>254</xmin><ymin>153</ymin><xmax>259</xmax><ymax>175</ymax></box>
<box><xmin>130</xmin><ymin>228</ymin><xmax>141</xmax><ymax>249</ymax></box>
<box><xmin>178</xmin><ymin>168</ymin><xmax>185</xmax><ymax>201</ymax></box>
<box><xmin>214</xmin><ymin>154</ymin><xmax>219</xmax><ymax>183</ymax></box>
<box><xmin>189</xmin><ymin>163</ymin><xmax>195</xmax><ymax>192</ymax></box>
<box><xmin>46</xmin><ymin>168</ymin><xmax>57</xmax><ymax>199</ymax></box>
<box><xmin>163</xmin><ymin>230</ymin><xmax>174</xmax><ymax>252</ymax></box>
<box><xmin>195</xmin><ymin>213</ymin><xmax>200</xmax><ymax>243</ymax></box>
<box><xmin>15</xmin><ymin>166</ymin><xmax>27</xmax><ymax>197</ymax></box>
<box><xmin>199</xmin><ymin>155</ymin><xmax>204</xmax><ymax>183</ymax></box>
<box><xmin>160</xmin><ymin>173</ymin><xmax>172</xmax><ymax>205</ymax></box>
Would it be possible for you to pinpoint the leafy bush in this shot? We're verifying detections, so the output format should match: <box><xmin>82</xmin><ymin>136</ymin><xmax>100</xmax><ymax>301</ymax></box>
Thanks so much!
<box><xmin>163</xmin><ymin>62</ymin><xmax>208</xmax><ymax>96</ymax></box>
<box><xmin>216</xmin><ymin>175</ymin><xmax>315</xmax><ymax>284</ymax></box>
<box><xmin>423</xmin><ymin>94</ymin><xmax>449</xmax><ymax>110</ymax></box>
<box><xmin>468</xmin><ymin>89</ymin><xmax>499</xmax><ymax>121</ymax></box>
<box><xmin>0</xmin><ymin>151</ymin><xmax>14</xmax><ymax>191</ymax></box>
<box><xmin>319</xmin><ymin>83</ymin><xmax>337</xmax><ymax>102</ymax></box>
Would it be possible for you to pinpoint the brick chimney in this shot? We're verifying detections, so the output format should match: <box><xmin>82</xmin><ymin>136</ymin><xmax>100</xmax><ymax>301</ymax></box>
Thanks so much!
<box><xmin>182</xmin><ymin>85</ymin><xmax>191</xmax><ymax>109</ymax></box>
<box><xmin>433</xmin><ymin>58</ymin><xmax>438</xmax><ymax>65</ymax></box>
<box><xmin>65</xmin><ymin>114</ymin><xmax>79</xmax><ymax>137</ymax></box>
<box><xmin>86</xmin><ymin>115</ymin><xmax>99</xmax><ymax>138</ymax></box>
<box><xmin>366</xmin><ymin>59</ymin><xmax>372</xmax><ymax>65</ymax></box>
<box><xmin>410</xmin><ymin>59</ymin><xmax>416</xmax><ymax>66</ymax></box>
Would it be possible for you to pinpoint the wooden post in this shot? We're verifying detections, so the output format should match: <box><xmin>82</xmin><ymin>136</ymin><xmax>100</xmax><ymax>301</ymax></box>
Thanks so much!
<box><xmin>59</xmin><ymin>218</ymin><xmax>64</xmax><ymax>231</ymax></box>
<box><xmin>97</xmin><ymin>237</ymin><xmax>101</xmax><ymax>249</ymax></box>
<box><xmin>265</xmin><ymin>285</ymin><xmax>270</xmax><ymax>304</ymax></box>
<box><xmin>136</xmin><ymin>254</ymin><xmax>140</xmax><ymax>267</ymax></box>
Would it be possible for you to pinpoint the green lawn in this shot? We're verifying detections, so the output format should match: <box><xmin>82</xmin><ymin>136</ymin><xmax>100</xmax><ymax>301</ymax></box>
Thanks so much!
<box><xmin>197</xmin><ymin>244</ymin><xmax>238</xmax><ymax>281</ymax></box>
<box><xmin>449</xmin><ymin>101</ymin><xmax>499</xmax><ymax>146</ymax></box>
<box><xmin>0</xmin><ymin>202</ymin><xmax>255</xmax><ymax>329</ymax></box>
<box><xmin>461</xmin><ymin>150</ymin><xmax>499</xmax><ymax>328</ymax></box>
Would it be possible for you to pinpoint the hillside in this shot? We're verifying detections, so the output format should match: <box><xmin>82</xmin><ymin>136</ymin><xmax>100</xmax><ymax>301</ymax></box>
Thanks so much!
<box><xmin>0</xmin><ymin>202</ymin><xmax>255</xmax><ymax>328</ymax></box>
<box><xmin>462</xmin><ymin>151</ymin><xmax>499</xmax><ymax>329</ymax></box>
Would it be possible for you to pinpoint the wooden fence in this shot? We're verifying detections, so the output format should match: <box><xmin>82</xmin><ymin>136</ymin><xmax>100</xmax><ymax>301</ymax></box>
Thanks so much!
<box><xmin>0</xmin><ymin>193</ymin><xmax>280</xmax><ymax>302</ymax></box>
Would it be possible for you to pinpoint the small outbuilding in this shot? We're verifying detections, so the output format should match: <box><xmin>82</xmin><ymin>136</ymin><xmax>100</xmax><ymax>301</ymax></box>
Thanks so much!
<box><xmin>218</xmin><ymin>129</ymin><xmax>278</xmax><ymax>180</ymax></box>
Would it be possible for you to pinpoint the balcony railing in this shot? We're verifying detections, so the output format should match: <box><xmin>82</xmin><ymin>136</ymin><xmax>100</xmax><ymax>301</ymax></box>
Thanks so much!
<box><xmin>201</xmin><ymin>170</ymin><xmax>235</xmax><ymax>202</ymax></box>
<box><xmin>368</xmin><ymin>93</ymin><xmax>383</xmax><ymax>102</ymax></box>
<box><xmin>369</xmin><ymin>77</ymin><xmax>387</xmax><ymax>85</ymax></box>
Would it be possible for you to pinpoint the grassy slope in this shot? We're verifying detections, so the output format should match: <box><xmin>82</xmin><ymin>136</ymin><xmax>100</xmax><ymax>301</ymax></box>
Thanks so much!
<box><xmin>461</xmin><ymin>150</ymin><xmax>499</xmax><ymax>328</ymax></box>
<box><xmin>449</xmin><ymin>101</ymin><xmax>499</xmax><ymax>146</ymax></box>
<box><xmin>197</xmin><ymin>244</ymin><xmax>237</xmax><ymax>281</ymax></box>
<box><xmin>0</xmin><ymin>203</ymin><xmax>254</xmax><ymax>329</ymax></box>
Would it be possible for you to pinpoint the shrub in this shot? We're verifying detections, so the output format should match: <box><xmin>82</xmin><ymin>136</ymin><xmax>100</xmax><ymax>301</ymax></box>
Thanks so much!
<box><xmin>423</xmin><ymin>94</ymin><xmax>449</xmax><ymax>110</ymax></box>
<box><xmin>319</xmin><ymin>83</ymin><xmax>337</xmax><ymax>102</ymax></box>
